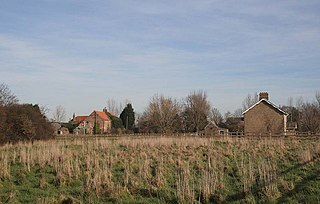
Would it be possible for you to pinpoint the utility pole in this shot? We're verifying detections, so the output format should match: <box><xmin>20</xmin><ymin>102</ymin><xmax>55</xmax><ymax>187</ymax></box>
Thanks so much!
<box><xmin>95</xmin><ymin>111</ymin><xmax>97</xmax><ymax>135</ymax></box>
<box><xmin>126</xmin><ymin>115</ymin><xmax>128</xmax><ymax>130</ymax></box>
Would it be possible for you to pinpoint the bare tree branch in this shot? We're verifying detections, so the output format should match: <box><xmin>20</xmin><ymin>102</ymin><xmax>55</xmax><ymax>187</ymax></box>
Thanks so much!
<box><xmin>39</xmin><ymin>105</ymin><xmax>50</xmax><ymax>118</ymax></box>
<box><xmin>299</xmin><ymin>102</ymin><xmax>320</xmax><ymax>132</ymax></box>
<box><xmin>0</xmin><ymin>83</ymin><xmax>19</xmax><ymax>106</ymax></box>
<box><xmin>52</xmin><ymin>105</ymin><xmax>66</xmax><ymax>122</ymax></box>
<box><xmin>184</xmin><ymin>90</ymin><xmax>211</xmax><ymax>134</ymax></box>
<box><xmin>316</xmin><ymin>91</ymin><xmax>320</xmax><ymax>107</ymax></box>
<box><xmin>295</xmin><ymin>96</ymin><xmax>304</xmax><ymax>109</ymax></box>
<box><xmin>140</xmin><ymin>95</ymin><xmax>182</xmax><ymax>133</ymax></box>
<box><xmin>233</xmin><ymin>108</ymin><xmax>243</xmax><ymax>117</ymax></box>
<box><xmin>242</xmin><ymin>92</ymin><xmax>258</xmax><ymax>111</ymax></box>
<box><xmin>106</xmin><ymin>98</ymin><xmax>130</xmax><ymax>116</ymax></box>
<box><xmin>209</xmin><ymin>107</ymin><xmax>223</xmax><ymax>125</ymax></box>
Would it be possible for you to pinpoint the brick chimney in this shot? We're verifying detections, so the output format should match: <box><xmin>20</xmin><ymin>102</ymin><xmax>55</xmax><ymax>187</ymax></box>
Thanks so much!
<box><xmin>259</xmin><ymin>92</ymin><xmax>269</xmax><ymax>100</ymax></box>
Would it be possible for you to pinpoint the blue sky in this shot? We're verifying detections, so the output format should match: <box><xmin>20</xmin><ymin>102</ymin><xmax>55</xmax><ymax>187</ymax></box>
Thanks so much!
<box><xmin>1</xmin><ymin>0</ymin><xmax>319</xmax><ymax>119</ymax></box>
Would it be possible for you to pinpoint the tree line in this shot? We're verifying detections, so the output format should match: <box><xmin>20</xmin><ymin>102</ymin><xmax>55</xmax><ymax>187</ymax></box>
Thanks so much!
<box><xmin>137</xmin><ymin>91</ymin><xmax>320</xmax><ymax>134</ymax></box>
<box><xmin>137</xmin><ymin>90</ymin><xmax>212</xmax><ymax>134</ymax></box>
<box><xmin>1</xmin><ymin>82</ymin><xmax>320</xmax><ymax>142</ymax></box>
<box><xmin>52</xmin><ymin>90</ymin><xmax>320</xmax><ymax>135</ymax></box>
<box><xmin>280</xmin><ymin>93</ymin><xmax>320</xmax><ymax>133</ymax></box>
<box><xmin>239</xmin><ymin>92</ymin><xmax>320</xmax><ymax>133</ymax></box>
<box><xmin>0</xmin><ymin>83</ymin><xmax>54</xmax><ymax>144</ymax></box>
<box><xmin>47</xmin><ymin>89</ymin><xmax>320</xmax><ymax>135</ymax></box>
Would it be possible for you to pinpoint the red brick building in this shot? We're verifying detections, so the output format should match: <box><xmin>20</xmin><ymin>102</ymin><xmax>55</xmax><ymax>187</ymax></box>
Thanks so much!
<box><xmin>71</xmin><ymin>109</ymin><xmax>112</xmax><ymax>134</ymax></box>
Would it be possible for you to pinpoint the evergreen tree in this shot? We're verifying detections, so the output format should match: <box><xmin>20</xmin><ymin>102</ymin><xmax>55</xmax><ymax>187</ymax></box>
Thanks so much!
<box><xmin>120</xmin><ymin>103</ymin><xmax>135</xmax><ymax>130</ymax></box>
<box><xmin>93</xmin><ymin>122</ymin><xmax>101</xmax><ymax>134</ymax></box>
<box><xmin>106</xmin><ymin>112</ymin><xmax>124</xmax><ymax>129</ymax></box>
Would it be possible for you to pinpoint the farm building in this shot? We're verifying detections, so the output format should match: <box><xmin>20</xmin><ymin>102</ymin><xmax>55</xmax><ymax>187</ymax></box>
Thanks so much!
<box><xmin>204</xmin><ymin>121</ymin><xmax>229</xmax><ymax>136</ymax></box>
<box><xmin>242</xmin><ymin>92</ymin><xmax>288</xmax><ymax>135</ymax></box>
<box><xmin>71</xmin><ymin>115</ymin><xmax>88</xmax><ymax>125</ymax></box>
<box><xmin>85</xmin><ymin>110</ymin><xmax>112</xmax><ymax>134</ymax></box>
<box><xmin>71</xmin><ymin>109</ymin><xmax>112</xmax><ymax>134</ymax></box>
<box><xmin>52</xmin><ymin>122</ymin><xmax>70</xmax><ymax>135</ymax></box>
<box><xmin>58</xmin><ymin>127</ymin><xmax>70</xmax><ymax>135</ymax></box>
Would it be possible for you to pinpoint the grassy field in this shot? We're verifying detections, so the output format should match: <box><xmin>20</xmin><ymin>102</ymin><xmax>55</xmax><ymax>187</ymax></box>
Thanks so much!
<box><xmin>0</xmin><ymin>136</ymin><xmax>320</xmax><ymax>203</ymax></box>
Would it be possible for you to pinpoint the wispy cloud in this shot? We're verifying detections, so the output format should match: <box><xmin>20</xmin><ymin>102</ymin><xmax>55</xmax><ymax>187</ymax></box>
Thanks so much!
<box><xmin>0</xmin><ymin>0</ymin><xmax>319</xmax><ymax>117</ymax></box>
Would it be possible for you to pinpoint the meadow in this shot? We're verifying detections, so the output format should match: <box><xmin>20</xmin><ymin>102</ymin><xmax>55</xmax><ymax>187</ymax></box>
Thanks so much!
<box><xmin>0</xmin><ymin>135</ymin><xmax>319</xmax><ymax>203</ymax></box>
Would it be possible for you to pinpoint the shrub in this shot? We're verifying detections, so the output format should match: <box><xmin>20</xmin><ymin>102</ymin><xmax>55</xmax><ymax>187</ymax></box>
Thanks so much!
<box><xmin>0</xmin><ymin>104</ymin><xmax>54</xmax><ymax>143</ymax></box>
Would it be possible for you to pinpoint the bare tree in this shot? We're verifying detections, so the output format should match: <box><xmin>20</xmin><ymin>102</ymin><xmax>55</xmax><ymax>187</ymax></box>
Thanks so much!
<box><xmin>52</xmin><ymin>105</ymin><xmax>66</xmax><ymax>122</ymax></box>
<box><xmin>287</xmin><ymin>96</ymin><xmax>294</xmax><ymax>107</ymax></box>
<box><xmin>0</xmin><ymin>83</ymin><xmax>19</xmax><ymax>106</ymax></box>
<box><xmin>106</xmin><ymin>98</ymin><xmax>120</xmax><ymax>116</ymax></box>
<box><xmin>242</xmin><ymin>92</ymin><xmax>258</xmax><ymax>111</ymax></box>
<box><xmin>316</xmin><ymin>91</ymin><xmax>320</xmax><ymax>107</ymax></box>
<box><xmin>17</xmin><ymin>115</ymin><xmax>36</xmax><ymax>141</ymax></box>
<box><xmin>294</xmin><ymin>93</ymin><xmax>320</xmax><ymax>132</ymax></box>
<box><xmin>224</xmin><ymin>111</ymin><xmax>231</xmax><ymax>122</ymax></box>
<box><xmin>141</xmin><ymin>95</ymin><xmax>182</xmax><ymax>133</ymax></box>
<box><xmin>209</xmin><ymin>107</ymin><xmax>223</xmax><ymax>125</ymax></box>
<box><xmin>233</xmin><ymin>108</ymin><xmax>243</xmax><ymax>117</ymax></box>
<box><xmin>299</xmin><ymin>102</ymin><xmax>320</xmax><ymax>133</ymax></box>
<box><xmin>285</xmin><ymin>96</ymin><xmax>293</xmax><ymax>123</ymax></box>
<box><xmin>184</xmin><ymin>90</ymin><xmax>211</xmax><ymax>134</ymax></box>
<box><xmin>295</xmin><ymin>96</ymin><xmax>304</xmax><ymax>109</ymax></box>
<box><xmin>106</xmin><ymin>98</ymin><xmax>131</xmax><ymax>116</ymax></box>
<box><xmin>39</xmin><ymin>105</ymin><xmax>50</xmax><ymax>118</ymax></box>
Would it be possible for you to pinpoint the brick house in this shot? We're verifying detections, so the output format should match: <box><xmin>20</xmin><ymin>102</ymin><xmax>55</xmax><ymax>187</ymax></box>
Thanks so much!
<box><xmin>72</xmin><ymin>116</ymin><xmax>91</xmax><ymax>135</ymax></box>
<box><xmin>85</xmin><ymin>110</ymin><xmax>111</xmax><ymax>134</ymax></box>
<box><xmin>71</xmin><ymin>109</ymin><xmax>112</xmax><ymax>134</ymax></box>
<box><xmin>72</xmin><ymin>115</ymin><xmax>87</xmax><ymax>124</ymax></box>
<box><xmin>242</xmin><ymin>92</ymin><xmax>288</xmax><ymax>135</ymax></box>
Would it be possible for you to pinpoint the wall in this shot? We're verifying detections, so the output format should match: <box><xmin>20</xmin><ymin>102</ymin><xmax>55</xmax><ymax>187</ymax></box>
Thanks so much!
<box><xmin>244</xmin><ymin>101</ymin><xmax>285</xmax><ymax>135</ymax></box>
<box><xmin>85</xmin><ymin>112</ymin><xmax>111</xmax><ymax>134</ymax></box>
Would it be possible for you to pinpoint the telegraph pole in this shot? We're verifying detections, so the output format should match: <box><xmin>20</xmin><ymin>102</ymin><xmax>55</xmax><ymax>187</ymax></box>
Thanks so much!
<box><xmin>126</xmin><ymin>115</ymin><xmax>128</xmax><ymax>130</ymax></box>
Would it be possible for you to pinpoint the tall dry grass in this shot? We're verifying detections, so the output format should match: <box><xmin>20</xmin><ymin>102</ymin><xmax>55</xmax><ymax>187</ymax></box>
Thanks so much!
<box><xmin>0</xmin><ymin>135</ymin><xmax>319</xmax><ymax>202</ymax></box>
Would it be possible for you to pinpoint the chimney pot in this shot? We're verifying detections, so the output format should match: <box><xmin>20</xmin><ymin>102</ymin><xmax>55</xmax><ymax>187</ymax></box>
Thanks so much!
<box><xmin>259</xmin><ymin>92</ymin><xmax>269</xmax><ymax>101</ymax></box>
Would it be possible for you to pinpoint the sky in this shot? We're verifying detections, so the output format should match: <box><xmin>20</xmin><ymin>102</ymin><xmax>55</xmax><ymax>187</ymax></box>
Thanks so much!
<box><xmin>1</xmin><ymin>0</ymin><xmax>320</xmax><ymax>120</ymax></box>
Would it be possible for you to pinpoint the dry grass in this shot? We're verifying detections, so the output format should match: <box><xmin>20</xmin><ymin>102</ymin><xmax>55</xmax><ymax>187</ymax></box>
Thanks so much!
<box><xmin>0</xmin><ymin>136</ymin><xmax>319</xmax><ymax>203</ymax></box>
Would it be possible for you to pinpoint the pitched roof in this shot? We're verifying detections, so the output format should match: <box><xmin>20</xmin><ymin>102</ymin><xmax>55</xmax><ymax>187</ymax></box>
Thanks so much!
<box><xmin>108</xmin><ymin>112</ymin><xmax>116</xmax><ymax>117</ymax></box>
<box><xmin>206</xmin><ymin>121</ymin><xmax>219</xmax><ymax>128</ymax></box>
<box><xmin>73</xmin><ymin>116</ymin><xmax>87</xmax><ymax>122</ymax></box>
<box><xmin>205</xmin><ymin>121</ymin><xmax>228</xmax><ymax>130</ymax></box>
<box><xmin>95</xmin><ymin>111</ymin><xmax>111</xmax><ymax>121</ymax></box>
<box><xmin>242</xmin><ymin>99</ymin><xmax>288</xmax><ymax>115</ymax></box>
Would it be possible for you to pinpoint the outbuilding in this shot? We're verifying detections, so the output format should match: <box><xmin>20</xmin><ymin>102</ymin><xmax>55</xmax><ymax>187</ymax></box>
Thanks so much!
<box><xmin>204</xmin><ymin>121</ymin><xmax>229</xmax><ymax>137</ymax></box>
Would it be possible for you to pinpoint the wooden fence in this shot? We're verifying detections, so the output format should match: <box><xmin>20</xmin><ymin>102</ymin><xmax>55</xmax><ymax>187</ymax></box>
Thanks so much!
<box><xmin>55</xmin><ymin>131</ymin><xmax>320</xmax><ymax>140</ymax></box>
